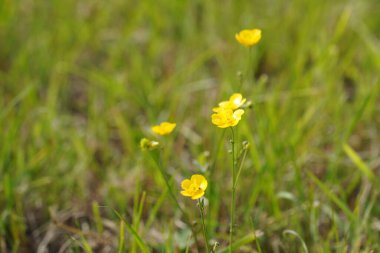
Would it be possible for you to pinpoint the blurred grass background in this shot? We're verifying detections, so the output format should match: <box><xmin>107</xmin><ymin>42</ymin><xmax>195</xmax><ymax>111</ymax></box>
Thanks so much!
<box><xmin>1</xmin><ymin>0</ymin><xmax>380</xmax><ymax>252</ymax></box>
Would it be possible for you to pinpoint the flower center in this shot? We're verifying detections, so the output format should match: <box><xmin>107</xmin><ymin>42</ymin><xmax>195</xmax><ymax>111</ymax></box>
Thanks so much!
<box><xmin>189</xmin><ymin>184</ymin><xmax>199</xmax><ymax>194</ymax></box>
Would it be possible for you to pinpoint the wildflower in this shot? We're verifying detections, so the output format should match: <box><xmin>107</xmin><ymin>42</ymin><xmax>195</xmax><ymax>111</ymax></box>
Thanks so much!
<box><xmin>211</xmin><ymin>108</ymin><xmax>244</xmax><ymax>128</ymax></box>
<box><xmin>180</xmin><ymin>174</ymin><xmax>208</xmax><ymax>200</ymax></box>
<box><xmin>217</xmin><ymin>93</ymin><xmax>246</xmax><ymax>110</ymax></box>
<box><xmin>140</xmin><ymin>138</ymin><xmax>160</xmax><ymax>150</ymax></box>
<box><xmin>235</xmin><ymin>29</ymin><xmax>261</xmax><ymax>47</ymax></box>
<box><xmin>151</xmin><ymin>122</ymin><xmax>176</xmax><ymax>135</ymax></box>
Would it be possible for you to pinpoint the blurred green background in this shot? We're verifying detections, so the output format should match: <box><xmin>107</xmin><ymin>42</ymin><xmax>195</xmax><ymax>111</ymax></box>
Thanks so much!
<box><xmin>1</xmin><ymin>0</ymin><xmax>380</xmax><ymax>252</ymax></box>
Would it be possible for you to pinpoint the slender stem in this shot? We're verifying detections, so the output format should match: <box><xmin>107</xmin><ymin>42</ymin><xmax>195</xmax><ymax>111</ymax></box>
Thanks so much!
<box><xmin>207</xmin><ymin>129</ymin><xmax>225</xmax><ymax>233</ymax></box>
<box><xmin>209</xmin><ymin>129</ymin><xmax>226</xmax><ymax>176</ymax></box>
<box><xmin>198</xmin><ymin>199</ymin><xmax>210</xmax><ymax>253</ymax></box>
<box><xmin>248</xmin><ymin>47</ymin><xmax>253</xmax><ymax>82</ymax></box>
<box><xmin>250</xmin><ymin>217</ymin><xmax>262</xmax><ymax>253</ymax></box>
<box><xmin>154</xmin><ymin>151</ymin><xmax>184</xmax><ymax>213</ymax></box>
<box><xmin>234</xmin><ymin>144</ymin><xmax>249</xmax><ymax>189</ymax></box>
<box><xmin>229</xmin><ymin>127</ymin><xmax>236</xmax><ymax>253</ymax></box>
<box><xmin>151</xmin><ymin>150</ymin><xmax>201</xmax><ymax>253</ymax></box>
<box><xmin>238</xmin><ymin>47</ymin><xmax>253</xmax><ymax>92</ymax></box>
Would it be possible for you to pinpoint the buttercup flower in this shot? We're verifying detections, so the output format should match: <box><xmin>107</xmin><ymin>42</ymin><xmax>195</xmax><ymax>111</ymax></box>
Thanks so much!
<box><xmin>211</xmin><ymin>108</ymin><xmax>244</xmax><ymax>128</ymax></box>
<box><xmin>180</xmin><ymin>174</ymin><xmax>208</xmax><ymax>200</ymax></box>
<box><xmin>151</xmin><ymin>122</ymin><xmax>176</xmax><ymax>135</ymax></box>
<box><xmin>217</xmin><ymin>93</ymin><xmax>246</xmax><ymax>110</ymax></box>
<box><xmin>235</xmin><ymin>29</ymin><xmax>261</xmax><ymax>47</ymax></box>
<box><xmin>140</xmin><ymin>138</ymin><xmax>159</xmax><ymax>150</ymax></box>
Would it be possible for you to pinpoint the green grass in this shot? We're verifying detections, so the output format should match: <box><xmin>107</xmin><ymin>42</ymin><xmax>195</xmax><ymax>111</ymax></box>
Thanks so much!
<box><xmin>1</xmin><ymin>0</ymin><xmax>380</xmax><ymax>252</ymax></box>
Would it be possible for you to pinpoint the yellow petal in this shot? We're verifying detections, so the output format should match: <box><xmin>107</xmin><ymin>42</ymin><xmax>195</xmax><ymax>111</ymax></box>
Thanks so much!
<box><xmin>161</xmin><ymin>122</ymin><xmax>176</xmax><ymax>131</ymax></box>
<box><xmin>181</xmin><ymin>179</ymin><xmax>191</xmax><ymax>190</ymax></box>
<box><xmin>211</xmin><ymin>114</ymin><xmax>223</xmax><ymax>126</ymax></box>
<box><xmin>191</xmin><ymin>190</ymin><xmax>205</xmax><ymax>200</ymax></box>
<box><xmin>230</xmin><ymin>93</ymin><xmax>242</xmax><ymax>99</ymax></box>
<box><xmin>199</xmin><ymin>179</ymin><xmax>208</xmax><ymax>191</ymax></box>
<box><xmin>229</xmin><ymin>93</ymin><xmax>246</xmax><ymax>109</ymax></box>
<box><xmin>181</xmin><ymin>190</ymin><xmax>192</xmax><ymax>197</ymax></box>
<box><xmin>213</xmin><ymin>106</ymin><xmax>223</xmax><ymax>112</ymax></box>
<box><xmin>233</xmin><ymin>109</ymin><xmax>244</xmax><ymax>119</ymax></box>
<box><xmin>151</xmin><ymin>122</ymin><xmax>176</xmax><ymax>135</ymax></box>
<box><xmin>218</xmin><ymin>101</ymin><xmax>231</xmax><ymax>108</ymax></box>
<box><xmin>229</xmin><ymin>93</ymin><xmax>242</xmax><ymax>102</ymax></box>
<box><xmin>191</xmin><ymin>174</ymin><xmax>205</xmax><ymax>185</ymax></box>
<box><xmin>151</xmin><ymin>125</ymin><xmax>163</xmax><ymax>135</ymax></box>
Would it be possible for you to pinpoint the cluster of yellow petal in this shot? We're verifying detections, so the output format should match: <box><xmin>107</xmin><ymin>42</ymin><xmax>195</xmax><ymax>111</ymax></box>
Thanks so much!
<box><xmin>151</xmin><ymin>122</ymin><xmax>176</xmax><ymax>135</ymax></box>
<box><xmin>235</xmin><ymin>29</ymin><xmax>261</xmax><ymax>47</ymax></box>
<box><xmin>211</xmin><ymin>93</ymin><xmax>246</xmax><ymax>128</ymax></box>
<box><xmin>211</xmin><ymin>108</ymin><xmax>244</xmax><ymax>128</ymax></box>
<box><xmin>216</xmin><ymin>93</ymin><xmax>246</xmax><ymax>111</ymax></box>
<box><xmin>180</xmin><ymin>174</ymin><xmax>208</xmax><ymax>200</ymax></box>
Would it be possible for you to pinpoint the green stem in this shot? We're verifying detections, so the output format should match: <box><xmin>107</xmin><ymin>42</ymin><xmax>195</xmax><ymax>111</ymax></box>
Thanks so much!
<box><xmin>207</xmin><ymin>129</ymin><xmax>225</xmax><ymax>233</ymax></box>
<box><xmin>238</xmin><ymin>47</ymin><xmax>253</xmax><ymax>92</ymax></box>
<box><xmin>250</xmin><ymin>217</ymin><xmax>262</xmax><ymax>253</ymax></box>
<box><xmin>153</xmin><ymin>151</ymin><xmax>183</xmax><ymax>212</ymax></box>
<box><xmin>151</xmin><ymin>150</ymin><xmax>201</xmax><ymax>253</ymax></box>
<box><xmin>198</xmin><ymin>199</ymin><xmax>210</xmax><ymax>253</ymax></box>
<box><xmin>229</xmin><ymin>127</ymin><xmax>236</xmax><ymax>253</ymax></box>
<box><xmin>248</xmin><ymin>47</ymin><xmax>253</xmax><ymax>82</ymax></box>
<box><xmin>209</xmin><ymin>129</ymin><xmax>226</xmax><ymax>176</ymax></box>
<box><xmin>234</xmin><ymin>142</ymin><xmax>249</xmax><ymax>189</ymax></box>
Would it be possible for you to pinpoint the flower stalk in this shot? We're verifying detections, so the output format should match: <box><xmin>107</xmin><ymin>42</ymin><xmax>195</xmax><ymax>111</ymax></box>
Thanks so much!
<box><xmin>229</xmin><ymin>127</ymin><xmax>236</xmax><ymax>253</ymax></box>
<box><xmin>198</xmin><ymin>199</ymin><xmax>210</xmax><ymax>253</ymax></box>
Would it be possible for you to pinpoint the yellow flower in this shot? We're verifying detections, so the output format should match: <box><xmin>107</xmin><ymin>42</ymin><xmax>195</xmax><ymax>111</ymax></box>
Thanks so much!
<box><xmin>180</xmin><ymin>174</ymin><xmax>208</xmax><ymax>200</ymax></box>
<box><xmin>151</xmin><ymin>122</ymin><xmax>176</xmax><ymax>135</ymax></box>
<box><xmin>235</xmin><ymin>29</ymin><xmax>261</xmax><ymax>47</ymax></box>
<box><xmin>140</xmin><ymin>138</ymin><xmax>159</xmax><ymax>150</ymax></box>
<box><xmin>211</xmin><ymin>108</ymin><xmax>244</xmax><ymax>128</ymax></box>
<box><xmin>216</xmin><ymin>93</ymin><xmax>246</xmax><ymax>110</ymax></box>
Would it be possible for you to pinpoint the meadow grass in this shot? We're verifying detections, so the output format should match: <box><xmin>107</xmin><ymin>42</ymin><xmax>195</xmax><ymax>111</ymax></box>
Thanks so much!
<box><xmin>1</xmin><ymin>0</ymin><xmax>380</xmax><ymax>252</ymax></box>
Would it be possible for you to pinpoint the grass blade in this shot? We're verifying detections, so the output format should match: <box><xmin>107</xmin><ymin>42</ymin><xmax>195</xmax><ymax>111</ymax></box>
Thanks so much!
<box><xmin>216</xmin><ymin>233</ymin><xmax>256</xmax><ymax>253</ymax></box>
<box><xmin>343</xmin><ymin>144</ymin><xmax>380</xmax><ymax>192</ymax></box>
<box><xmin>81</xmin><ymin>236</ymin><xmax>94</xmax><ymax>253</ymax></box>
<box><xmin>306</xmin><ymin>171</ymin><xmax>355</xmax><ymax>221</ymax></box>
<box><xmin>283</xmin><ymin>229</ymin><xmax>308</xmax><ymax>253</ymax></box>
<box><xmin>118</xmin><ymin>220</ymin><xmax>125</xmax><ymax>253</ymax></box>
<box><xmin>112</xmin><ymin>209</ymin><xmax>149</xmax><ymax>253</ymax></box>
